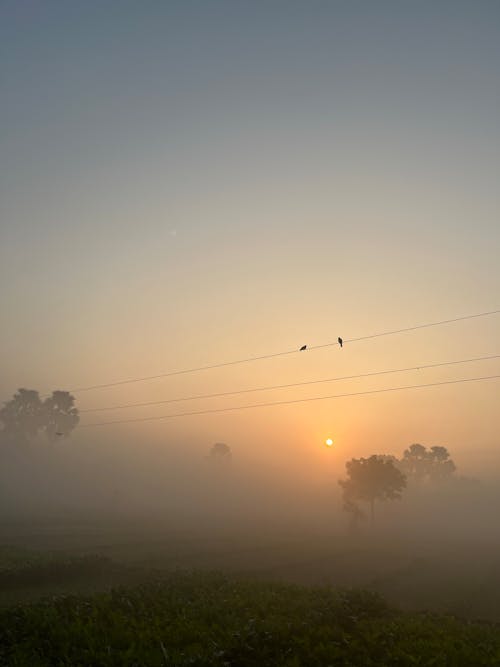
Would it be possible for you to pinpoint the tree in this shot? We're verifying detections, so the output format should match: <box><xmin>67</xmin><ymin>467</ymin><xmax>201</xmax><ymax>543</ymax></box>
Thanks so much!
<box><xmin>0</xmin><ymin>388</ymin><xmax>79</xmax><ymax>445</ymax></box>
<box><xmin>42</xmin><ymin>391</ymin><xmax>79</xmax><ymax>441</ymax></box>
<box><xmin>0</xmin><ymin>389</ymin><xmax>43</xmax><ymax>444</ymax></box>
<box><xmin>399</xmin><ymin>444</ymin><xmax>456</xmax><ymax>484</ymax></box>
<box><xmin>339</xmin><ymin>455</ymin><xmax>406</xmax><ymax>523</ymax></box>
<box><xmin>399</xmin><ymin>444</ymin><xmax>429</xmax><ymax>481</ymax></box>
<box><xmin>427</xmin><ymin>446</ymin><xmax>456</xmax><ymax>482</ymax></box>
<box><xmin>208</xmin><ymin>442</ymin><xmax>232</xmax><ymax>464</ymax></box>
<box><xmin>342</xmin><ymin>495</ymin><xmax>366</xmax><ymax>532</ymax></box>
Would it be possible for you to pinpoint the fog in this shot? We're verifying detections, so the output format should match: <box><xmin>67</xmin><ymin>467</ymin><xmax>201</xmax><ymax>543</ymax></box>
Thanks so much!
<box><xmin>0</xmin><ymin>429</ymin><xmax>339</xmax><ymax>526</ymax></box>
<box><xmin>1</xmin><ymin>413</ymin><xmax>500</xmax><ymax>620</ymax></box>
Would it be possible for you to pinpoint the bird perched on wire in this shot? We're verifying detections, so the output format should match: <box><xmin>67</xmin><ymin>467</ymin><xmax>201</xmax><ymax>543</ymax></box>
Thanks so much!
<box><xmin>338</xmin><ymin>337</ymin><xmax>343</xmax><ymax>348</ymax></box>
<box><xmin>299</xmin><ymin>345</ymin><xmax>307</xmax><ymax>351</ymax></box>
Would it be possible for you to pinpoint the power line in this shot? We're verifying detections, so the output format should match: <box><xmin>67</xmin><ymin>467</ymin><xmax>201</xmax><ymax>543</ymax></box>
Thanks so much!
<box><xmin>79</xmin><ymin>353</ymin><xmax>500</xmax><ymax>413</ymax></box>
<box><xmin>79</xmin><ymin>373</ymin><xmax>500</xmax><ymax>428</ymax></box>
<box><xmin>312</xmin><ymin>310</ymin><xmax>500</xmax><ymax>347</ymax></box>
<box><xmin>68</xmin><ymin>308</ymin><xmax>500</xmax><ymax>395</ymax></box>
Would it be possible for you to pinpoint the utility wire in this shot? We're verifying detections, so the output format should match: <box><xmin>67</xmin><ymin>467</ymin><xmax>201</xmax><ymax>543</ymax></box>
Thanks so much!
<box><xmin>79</xmin><ymin>373</ymin><xmax>500</xmax><ymax>428</ymax></box>
<box><xmin>79</xmin><ymin>353</ymin><xmax>500</xmax><ymax>413</ymax></box>
<box><xmin>68</xmin><ymin>308</ymin><xmax>500</xmax><ymax>395</ymax></box>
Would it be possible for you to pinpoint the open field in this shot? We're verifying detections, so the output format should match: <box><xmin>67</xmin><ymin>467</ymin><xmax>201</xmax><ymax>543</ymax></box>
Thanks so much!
<box><xmin>2</xmin><ymin>517</ymin><xmax>500</xmax><ymax>622</ymax></box>
<box><xmin>2</xmin><ymin>569</ymin><xmax>500</xmax><ymax>666</ymax></box>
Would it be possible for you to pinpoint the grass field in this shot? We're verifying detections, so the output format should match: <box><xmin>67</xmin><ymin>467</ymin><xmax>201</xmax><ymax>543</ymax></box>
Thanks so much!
<box><xmin>2</xmin><ymin>517</ymin><xmax>500</xmax><ymax>618</ymax></box>
<box><xmin>2</xmin><ymin>569</ymin><xmax>500</xmax><ymax>666</ymax></box>
<box><xmin>1</xmin><ymin>519</ymin><xmax>500</xmax><ymax>665</ymax></box>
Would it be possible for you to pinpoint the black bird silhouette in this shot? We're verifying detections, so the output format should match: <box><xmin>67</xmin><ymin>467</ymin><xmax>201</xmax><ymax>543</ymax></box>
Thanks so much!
<box><xmin>338</xmin><ymin>337</ymin><xmax>343</xmax><ymax>348</ymax></box>
<box><xmin>299</xmin><ymin>345</ymin><xmax>307</xmax><ymax>351</ymax></box>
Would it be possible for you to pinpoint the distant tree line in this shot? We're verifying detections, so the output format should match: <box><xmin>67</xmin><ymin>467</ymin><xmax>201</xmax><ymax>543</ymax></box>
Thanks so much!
<box><xmin>0</xmin><ymin>388</ymin><xmax>79</xmax><ymax>445</ymax></box>
<box><xmin>339</xmin><ymin>444</ymin><xmax>457</xmax><ymax>527</ymax></box>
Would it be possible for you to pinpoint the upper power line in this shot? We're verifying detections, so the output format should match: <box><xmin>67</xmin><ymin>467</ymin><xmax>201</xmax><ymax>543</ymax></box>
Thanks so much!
<box><xmin>68</xmin><ymin>308</ymin><xmax>500</xmax><ymax>395</ymax></box>
<box><xmin>79</xmin><ymin>353</ymin><xmax>500</xmax><ymax>413</ymax></box>
<box><xmin>79</xmin><ymin>373</ymin><xmax>500</xmax><ymax>428</ymax></box>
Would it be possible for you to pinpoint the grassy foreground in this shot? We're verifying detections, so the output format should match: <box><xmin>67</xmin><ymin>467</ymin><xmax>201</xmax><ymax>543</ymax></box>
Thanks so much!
<box><xmin>1</xmin><ymin>571</ymin><xmax>500</xmax><ymax>666</ymax></box>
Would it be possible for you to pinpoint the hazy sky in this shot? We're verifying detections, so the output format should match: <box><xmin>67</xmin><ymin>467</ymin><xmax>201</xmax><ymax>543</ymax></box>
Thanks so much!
<box><xmin>1</xmin><ymin>1</ymin><xmax>499</xmax><ymax>479</ymax></box>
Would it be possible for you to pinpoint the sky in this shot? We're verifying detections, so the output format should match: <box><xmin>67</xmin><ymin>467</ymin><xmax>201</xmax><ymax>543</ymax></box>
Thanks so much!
<box><xmin>1</xmin><ymin>1</ymin><xmax>499</xmax><ymax>482</ymax></box>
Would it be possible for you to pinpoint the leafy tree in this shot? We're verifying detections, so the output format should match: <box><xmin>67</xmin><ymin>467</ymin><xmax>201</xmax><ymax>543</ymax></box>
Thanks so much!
<box><xmin>427</xmin><ymin>446</ymin><xmax>456</xmax><ymax>481</ymax></box>
<box><xmin>0</xmin><ymin>388</ymin><xmax>79</xmax><ymax>444</ymax></box>
<box><xmin>208</xmin><ymin>442</ymin><xmax>232</xmax><ymax>464</ymax></box>
<box><xmin>399</xmin><ymin>443</ymin><xmax>429</xmax><ymax>481</ymax></box>
<box><xmin>42</xmin><ymin>391</ymin><xmax>79</xmax><ymax>441</ymax></box>
<box><xmin>400</xmin><ymin>443</ymin><xmax>456</xmax><ymax>484</ymax></box>
<box><xmin>339</xmin><ymin>455</ymin><xmax>406</xmax><ymax>523</ymax></box>
<box><xmin>0</xmin><ymin>389</ymin><xmax>43</xmax><ymax>444</ymax></box>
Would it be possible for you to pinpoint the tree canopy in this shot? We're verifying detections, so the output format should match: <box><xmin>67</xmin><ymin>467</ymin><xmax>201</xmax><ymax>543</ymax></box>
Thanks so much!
<box><xmin>338</xmin><ymin>443</ymin><xmax>458</xmax><ymax>528</ymax></box>
<box><xmin>399</xmin><ymin>443</ymin><xmax>456</xmax><ymax>483</ymax></box>
<box><xmin>0</xmin><ymin>389</ymin><xmax>79</xmax><ymax>445</ymax></box>
<box><xmin>208</xmin><ymin>442</ymin><xmax>232</xmax><ymax>464</ymax></box>
<box><xmin>339</xmin><ymin>455</ymin><xmax>407</xmax><ymax>523</ymax></box>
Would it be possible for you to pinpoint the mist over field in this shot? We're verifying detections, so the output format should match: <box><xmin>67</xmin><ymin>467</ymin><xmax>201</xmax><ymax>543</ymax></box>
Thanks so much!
<box><xmin>2</xmin><ymin>415</ymin><xmax>500</xmax><ymax>624</ymax></box>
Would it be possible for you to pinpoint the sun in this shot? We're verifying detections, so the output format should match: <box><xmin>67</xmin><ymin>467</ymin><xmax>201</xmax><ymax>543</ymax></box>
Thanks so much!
<box><xmin>325</xmin><ymin>438</ymin><xmax>333</xmax><ymax>447</ymax></box>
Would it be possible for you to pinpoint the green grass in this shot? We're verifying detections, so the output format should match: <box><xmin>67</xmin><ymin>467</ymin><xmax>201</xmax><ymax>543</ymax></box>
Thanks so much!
<box><xmin>0</xmin><ymin>551</ymin><xmax>148</xmax><ymax>606</ymax></box>
<box><xmin>1</xmin><ymin>571</ymin><xmax>500</xmax><ymax>666</ymax></box>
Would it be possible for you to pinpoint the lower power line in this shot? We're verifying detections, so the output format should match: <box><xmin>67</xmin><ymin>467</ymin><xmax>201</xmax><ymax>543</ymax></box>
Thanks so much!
<box><xmin>79</xmin><ymin>373</ymin><xmax>500</xmax><ymax>428</ymax></box>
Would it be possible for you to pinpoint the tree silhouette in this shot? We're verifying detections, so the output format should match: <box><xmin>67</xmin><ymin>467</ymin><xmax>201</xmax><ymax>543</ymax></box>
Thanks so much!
<box><xmin>339</xmin><ymin>455</ymin><xmax>406</xmax><ymax>523</ymax></box>
<box><xmin>427</xmin><ymin>446</ymin><xmax>456</xmax><ymax>482</ymax></box>
<box><xmin>0</xmin><ymin>389</ymin><xmax>79</xmax><ymax>444</ymax></box>
<box><xmin>208</xmin><ymin>442</ymin><xmax>232</xmax><ymax>464</ymax></box>
<box><xmin>400</xmin><ymin>443</ymin><xmax>456</xmax><ymax>484</ymax></box>
<box><xmin>42</xmin><ymin>391</ymin><xmax>79</xmax><ymax>441</ymax></box>
<box><xmin>342</xmin><ymin>495</ymin><xmax>366</xmax><ymax>532</ymax></box>
<box><xmin>0</xmin><ymin>389</ymin><xmax>43</xmax><ymax>444</ymax></box>
<box><xmin>399</xmin><ymin>444</ymin><xmax>429</xmax><ymax>481</ymax></box>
